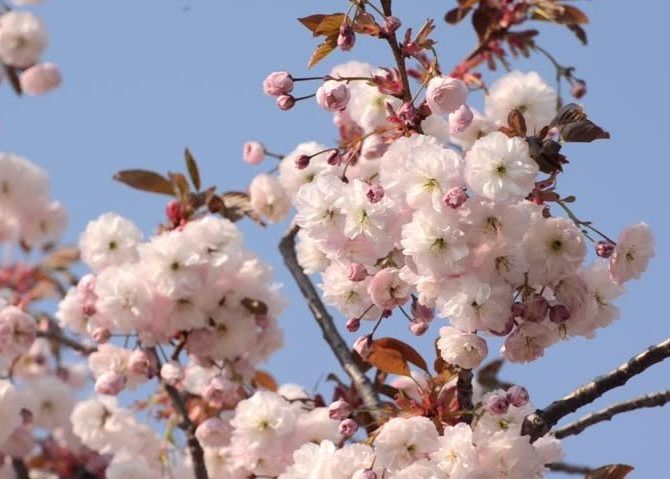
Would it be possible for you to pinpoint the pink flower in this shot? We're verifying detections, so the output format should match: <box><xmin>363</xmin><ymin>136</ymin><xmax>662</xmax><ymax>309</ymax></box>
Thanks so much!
<box><xmin>263</xmin><ymin>71</ymin><xmax>293</xmax><ymax>96</ymax></box>
<box><xmin>347</xmin><ymin>263</ymin><xmax>368</xmax><ymax>282</ymax></box>
<box><xmin>243</xmin><ymin>141</ymin><xmax>265</xmax><ymax>165</ymax></box>
<box><xmin>0</xmin><ymin>306</ymin><xmax>36</xmax><ymax>359</ymax></box>
<box><xmin>195</xmin><ymin>416</ymin><xmax>232</xmax><ymax>448</ymax></box>
<box><xmin>485</xmin><ymin>393</ymin><xmax>510</xmax><ymax>415</ymax></box>
<box><xmin>94</xmin><ymin>370</ymin><xmax>126</xmax><ymax>396</ymax></box>
<box><xmin>609</xmin><ymin>223</ymin><xmax>654</xmax><ymax>284</ymax></box>
<box><xmin>448</xmin><ymin>104</ymin><xmax>474</xmax><ymax>134</ymax></box>
<box><xmin>339</xmin><ymin>418</ymin><xmax>358</xmax><ymax>437</ymax></box>
<box><xmin>436</xmin><ymin>326</ymin><xmax>488</xmax><ymax>369</ymax></box>
<box><xmin>337</xmin><ymin>23</ymin><xmax>356</xmax><ymax>51</ymax></box>
<box><xmin>367</xmin><ymin>267</ymin><xmax>410</xmax><ymax>310</ymax></box>
<box><xmin>160</xmin><ymin>361</ymin><xmax>184</xmax><ymax>385</ymax></box>
<box><xmin>328</xmin><ymin>399</ymin><xmax>353</xmax><ymax>420</ymax></box>
<box><xmin>316</xmin><ymin>81</ymin><xmax>351</xmax><ymax>112</ymax></box>
<box><xmin>426</xmin><ymin>75</ymin><xmax>468</xmax><ymax>114</ymax></box>
<box><xmin>277</xmin><ymin>94</ymin><xmax>296</xmax><ymax>110</ymax></box>
<box><xmin>20</xmin><ymin>62</ymin><xmax>61</xmax><ymax>95</ymax></box>
<box><xmin>353</xmin><ymin>335</ymin><xmax>373</xmax><ymax>359</ymax></box>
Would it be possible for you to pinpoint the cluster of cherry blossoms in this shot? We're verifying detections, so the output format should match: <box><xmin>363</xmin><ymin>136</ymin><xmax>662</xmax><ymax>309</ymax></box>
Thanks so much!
<box><xmin>248</xmin><ymin>61</ymin><xmax>655</xmax><ymax>371</ymax></box>
<box><xmin>0</xmin><ymin>0</ymin><xmax>62</xmax><ymax>96</ymax></box>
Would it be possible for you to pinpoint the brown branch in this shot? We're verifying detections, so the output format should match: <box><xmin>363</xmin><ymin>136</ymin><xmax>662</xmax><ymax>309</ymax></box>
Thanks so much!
<box><xmin>522</xmin><ymin>337</ymin><xmax>670</xmax><ymax>442</ymax></box>
<box><xmin>379</xmin><ymin>0</ymin><xmax>411</xmax><ymax>102</ymax></box>
<box><xmin>457</xmin><ymin>368</ymin><xmax>474</xmax><ymax>424</ymax></box>
<box><xmin>279</xmin><ymin>225</ymin><xmax>384</xmax><ymax>421</ymax></box>
<box><xmin>12</xmin><ymin>459</ymin><xmax>29</xmax><ymax>479</ymax></box>
<box><xmin>150</xmin><ymin>349</ymin><xmax>208</xmax><ymax>479</ymax></box>
<box><xmin>36</xmin><ymin>330</ymin><xmax>97</xmax><ymax>355</ymax></box>
<box><xmin>547</xmin><ymin>462</ymin><xmax>593</xmax><ymax>475</ymax></box>
<box><xmin>553</xmin><ymin>390</ymin><xmax>670</xmax><ymax>439</ymax></box>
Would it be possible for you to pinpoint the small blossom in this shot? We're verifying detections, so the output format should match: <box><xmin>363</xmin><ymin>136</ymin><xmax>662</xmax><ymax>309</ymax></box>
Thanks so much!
<box><xmin>426</xmin><ymin>75</ymin><xmax>468</xmax><ymax>115</ymax></box>
<box><xmin>277</xmin><ymin>94</ymin><xmax>296</xmax><ymax>110</ymax></box>
<box><xmin>339</xmin><ymin>418</ymin><xmax>359</xmax><ymax>437</ymax></box>
<box><xmin>437</xmin><ymin>326</ymin><xmax>488</xmax><ymax>369</ymax></box>
<box><xmin>353</xmin><ymin>335</ymin><xmax>373</xmax><ymax>359</ymax></box>
<box><xmin>20</xmin><ymin>62</ymin><xmax>61</xmax><ymax>95</ymax></box>
<box><xmin>609</xmin><ymin>223</ymin><xmax>654</xmax><ymax>284</ymax></box>
<box><xmin>316</xmin><ymin>80</ymin><xmax>351</xmax><ymax>112</ymax></box>
<box><xmin>442</xmin><ymin>186</ymin><xmax>468</xmax><ymax>209</ymax></box>
<box><xmin>366</xmin><ymin>184</ymin><xmax>384</xmax><ymax>203</ymax></box>
<box><xmin>485</xmin><ymin>393</ymin><xmax>510</xmax><ymax>415</ymax></box>
<box><xmin>263</xmin><ymin>71</ymin><xmax>293</xmax><ymax>96</ymax></box>
<box><xmin>506</xmin><ymin>385</ymin><xmax>530</xmax><ymax>407</ymax></box>
<box><xmin>448</xmin><ymin>104</ymin><xmax>474</xmax><ymax>134</ymax></box>
<box><xmin>328</xmin><ymin>400</ymin><xmax>353</xmax><ymax>420</ymax></box>
<box><xmin>243</xmin><ymin>141</ymin><xmax>265</xmax><ymax>165</ymax></box>
<box><xmin>337</xmin><ymin>23</ymin><xmax>356</xmax><ymax>51</ymax></box>
<box><xmin>348</xmin><ymin>263</ymin><xmax>368</xmax><ymax>282</ymax></box>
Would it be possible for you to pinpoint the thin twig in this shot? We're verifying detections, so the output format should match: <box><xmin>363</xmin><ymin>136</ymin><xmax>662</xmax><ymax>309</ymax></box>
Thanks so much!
<box><xmin>522</xmin><ymin>337</ymin><xmax>670</xmax><ymax>441</ymax></box>
<box><xmin>379</xmin><ymin>0</ymin><xmax>411</xmax><ymax>103</ymax></box>
<box><xmin>11</xmin><ymin>459</ymin><xmax>29</xmax><ymax>479</ymax></box>
<box><xmin>36</xmin><ymin>330</ymin><xmax>97</xmax><ymax>355</ymax></box>
<box><xmin>150</xmin><ymin>348</ymin><xmax>209</xmax><ymax>479</ymax></box>
<box><xmin>457</xmin><ymin>368</ymin><xmax>474</xmax><ymax>424</ymax></box>
<box><xmin>553</xmin><ymin>390</ymin><xmax>670</xmax><ymax>439</ymax></box>
<box><xmin>279</xmin><ymin>225</ymin><xmax>384</xmax><ymax>421</ymax></box>
<box><xmin>547</xmin><ymin>462</ymin><xmax>594</xmax><ymax>475</ymax></box>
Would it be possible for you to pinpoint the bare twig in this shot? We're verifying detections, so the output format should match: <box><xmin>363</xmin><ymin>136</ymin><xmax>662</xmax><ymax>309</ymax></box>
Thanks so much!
<box><xmin>457</xmin><ymin>368</ymin><xmax>474</xmax><ymax>424</ymax></box>
<box><xmin>522</xmin><ymin>337</ymin><xmax>670</xmax><ymax>442</ymax></box>
<box><xmin>150</xmin><ymin>348</ymin><xmax>208</xmax><ymax>479</ymax></box>
<box><xmin>279</xmin><ymin>225</ymin><xmax>383</xmax><ymax>421</ymax></box>
<box><xmin>547</xmin><ymin>462</ymin><xmax>594</xmax><ymax>475</ymax></box>
<box><xmin>12</xmin><ymin>459</ymin><xmax>29</xmax><ymax>479</ymax></box>
<box><xmin>36</xmin><ymin>330</ymin><xmax>97</xmax><ymax>355</ymax></box>
<box><xmin>379</xmin><ymin>0</ymin><xmax>411</xmax><ymax>102</ymax></box>
<box><xmin>553</xmin><ymin>390</ymin><xmax>670</xmax><ymax>439</ymax></box>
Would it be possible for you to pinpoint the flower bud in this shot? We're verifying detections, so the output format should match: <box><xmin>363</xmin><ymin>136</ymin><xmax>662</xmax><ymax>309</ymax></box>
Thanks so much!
<box><xmin>339</xmin><ymin>418</ymin><xmax>359</xmax><ymax>437</ymax></box>
<box><xmin>295</xmin><ymin>154</ymin><xmax>311</xmax><ymax>170</ymax></box>
<box><xmin>353</xmin><ymin>335</ymin><xmax>373</xmax><ymax>359</ymax></box>
<box><xmin>511</xmin><ymin>302</ymin><xmax>526</xmax><ymax>318</ymax></box>
<box><xmin>596</xmin><ymin>240</ymin><xmax>615</xmax><ymax>259</ymax></box>
<box><xmin>571</xmin><ymin>79</ymin><xmax>587</xmax><ymax>99</ymax></box>
<box><xmin>524</xmin><ymin>294</ymin><xmax>549</xmax><ymax>322</ymax></box>
<box><xmin>346</xmin><ymin>317</ymin><xmax>361</xmax><ymax>332</ymax></box>
<box><xmin>316</xmin><ymin>81</ymin><xmax>351</xmax><ymax>112</ymax></box>
<box><xmin>195</xmin><ymin>417</ymin><xmax>232</xmax><ymax>448</ymax></box>
<box><xmin>549</xmin><ymin>304</ymin><xmax>570</xmax><ymax>324</ymax></box>
<box><xmin>203</xmin><ymin>375</ymin><xmax>239</xmax><ymax>408</ymax></box>
<box><xmin>91</xmin><ymin>327</ymin><xmax>111</xmax><ymax>344</ymax></box>
<box><xmin>337</xmin><ymin>24</ymin><xmax>356</xmax><ymax>51</ymax></box>
<box><xmin>276</xmin><ymin>94</ymin><xmax>296</xmax><ymax>111</ymax></box>
<box><xmin>82</xmin><ymin>303</ymin><xmax>96</xmax><ymax>316</ymax></box>
<box><xmin>489</xmin><ymin>315</ymin><xmax>514</xmax><ymax>336</ymax></box>
<box><xmin>397</xmin><ymin>101</ymin><xmax>420</xmax><ymax>126</ymax></box>
<box><xmin>326</xmin><ymin>149</ymin><xmax>342</xmax><ymax>165</ymax></box>
<box><xmin>347</xmin><ymin>263</ymin><xmax>368</xmax><ymax>282</ymax></box>
<box><xmin>94</xmin><ymin>371</ymin><xmax>126</xmax><ymax>396</ymax></box>
<box><xmin>426</xmin><ymin>76</ymin><xmax>468</xmax><ymax>114</ymax></box>
<box><xmin>412</xmin><ymin>302</ymin><xmax>434</xmax><ymax>323</ymax></box>
<box><xmin>442</xmin><ymin>186</ymin><xmax>468</xmax><ymax>209</ymax></box>
<box><xmin>160</xmin><ymin>361</ymin><xmax>184</xmax><ymax>386</ymax></box>
<box><xmin>243</xmin><ymin>141</ymin><xmax>265</xmax><ymax>165</ymax></box>
<box><xmin>485</xmin><ymin>393</ymin><xmax>510</xmax><ymax>416</ymax></box>
<box><xmin>506</xmin><ymin>385</ymin><xmax>530</xmax><ymax>407</ymax></box>
<box><xmin>381</xmin><ymin>16</ymin><xmax>401</xmax><ymax>36</ymax></box>
<box><xmin>448</xmin><ymin>104</ymin><xmax>474</xmax><ymax>134</ymax></box>
<box><xmin>127</xmin><ymin>349</ymin><xmax>151</xmax><ymax>377</ymax></box>
<box><xmin>366</xmin><ymin>184</ymin><xmax>384</xmax><ymax>203</ymax></box>
<box><xmin>263</xmin><ymin>71</ymin><xmax>293</xmax><ymax>96</ymax></box>
<box><xmin>166</xmin><ymin>200</ymin><xmax>184</xmax><ymax>225</ymax></box>
<box><xmin>328</xmin><ymin>399</ymin><xmax>353</xmax><ymax>420</ymax></box>
<box><xmin>409</xmin><ymin>320</ymin><xmax>429</xmax><ymax>336</ymax></box>
<box><xmin>20</xmin><ymin>62</ymin><xmax>61</xmax><ymax>96</ymax></box>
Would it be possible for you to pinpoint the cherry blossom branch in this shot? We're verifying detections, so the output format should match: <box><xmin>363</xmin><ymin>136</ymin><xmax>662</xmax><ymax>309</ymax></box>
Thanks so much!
<box><xmin>11</xmin><ymin>459</ymin><xmax>29</xmax><ymax>479</ymax></box>
<box><xmin>36</xmin><ymin>330</ymin><xmax>97</xmax><ymax>355</ymax></box>
<box><xmin>150</xmin><ymin>349</ymin><xmax>208</xmax><ymax>479</ymax></box>
<box><xmin>278</xmin><ymin>225</ymin><xmax>384</xmax><ymax>421</ymax></box>
<box><xmin>552</xmin><ymin>390</ymin><xmax>670</xmax><ymax>439</ymax></box>
<box><xmin>379</xmin><ymin>0</ymin><xmax>411</xmax><ymax>102</ymax></box>
<box><xmin>521</xmin><ymin>337</ymin><xmax>670</xmax><ymax>442</ymax></box>
<box><xmin>457</xmin><ymin>368</ymin><xmax>474</xmax><ymax>424</ymax></box>
<box><xmin>547</xmin><ymin>462</ymin><xmax>593</xmax><ymax>475</ymax></box>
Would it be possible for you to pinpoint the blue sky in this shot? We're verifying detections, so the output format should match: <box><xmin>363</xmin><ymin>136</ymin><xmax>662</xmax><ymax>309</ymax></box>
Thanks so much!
<box><xmin>3</xmin><ymin>1</ymin><xmax>669</xmax><ymax>476</ymax></box>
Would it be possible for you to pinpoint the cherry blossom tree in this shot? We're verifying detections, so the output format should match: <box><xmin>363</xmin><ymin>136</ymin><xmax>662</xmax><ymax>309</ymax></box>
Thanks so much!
<box><xmin>0</xmin><ymin>1</ymin><xmax>663</xmax><ymax>479</ymax></box>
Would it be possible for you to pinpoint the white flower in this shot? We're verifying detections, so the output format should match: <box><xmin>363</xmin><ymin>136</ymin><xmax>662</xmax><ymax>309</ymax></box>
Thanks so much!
<box><xmin>374</xmin><ymin>416</ymin><xmax>440</xmax><ymax>472</ymax></box>
<box><xmin>231</xmin><ymin>391</ymin><xmax>297</xmax><ymax>446</ymax></box>
<box><xmin>183</xmin><ymin>215</ymin><xmax>243</xmax><ymax>268</ymax></box>
<box><xmin>437</xmin><ymin>327</ymin><xmax>488</xmax><ymax>369</ymax></box>
<box><xmin>79</xmin><ymin>212</ymin><xmax>142</xmax><ymax>272</ymax></box>
<box><xmin>295</xmin><ymin>175</ymin><xmax>347</xmax><ymax>246</ymax></box>
<box><xmin>336</xmin><ymin>179</ymin><xmax>392</xmax><ymax>240</ymax></box>
<box><xmin>24</xmin><ymin>376</ymin><xmax>75</xmax><ymax>430</ymax></box>
<box><xmin>464</xmin><ymin>132</ymin><xmax>538</xmax><ymax>202</ymax></box>
<box><xmin>485</xmin><ymin>71</ymin><xmax>557</xmax><ymax>133</ymax></box>
<box><xmin>609</xmin><ymin>222</ymin><xmax>654</xmax><ymax>284</ymax></box>
<box><xmin>476</xmin><ymin>431</ymin><xmax>544</xmax><ymax>479</ymax></box>
<box><xmin>279</xmin><ymin>440</ymin><xmax>337</xmax><ymax>479</ymax></box>
<box><xmin>502</xmin><ymin>321</ymin><xmax>557</xmax><ymax>363</ymax></box>
<box><xmin>296</xmin><ymin>229</ymin><xmax>330</xmax><ymax>274</ymax></box>
<box><xmin>0</xmin><ymin>11</ymin><xmax>47</xmax><ymax>68</ymax></box>
<box><xmin>390</xmin><ymin>460</ymin><xmax>445</xmax><ymax>479</ymax></box>
<box><xmin>106</xmin><ymin>458</ymin><xmax>160</xmax><ymax>479</ymax></box>
<box><xmin>250</xmin><ymin>173</ymin><xmax>291</xmax><ymax>223</ymax></box>
<box><xmin>0</xmin><ymin>380</ymin><xmax>22</xmax><ymax>444</ymax></box>
<box><xmin>0</xmin><ymin>153</ymin><xmax>50</xmax><ymax>221</ymax></box>
<box><xmin>20</xmin><ymin>200</ymin><xmax>68</xmax><ymax>247</ymax></box>
<box><xmin>279</xmin><ymin>142</ymin><xmax>329</xmax><ymax>200</ymax></box>
<box><xmin>430</xmin><ymin>423</ymin><xmax>478</xmax><ymax>479</ymax></box>
<box><xmin>321</xmin><ymin>261</ymin><xmax>379</xmax><ymax>321</ymax></box>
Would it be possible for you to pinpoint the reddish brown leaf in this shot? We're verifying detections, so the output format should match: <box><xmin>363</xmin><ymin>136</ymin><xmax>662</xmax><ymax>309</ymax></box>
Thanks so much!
<box><xmin>113</xmin><ymin>169</ymin><xmax>175</xmax><ymax>196</ymax></box>
<box><xmin>220</xmin><ymin>191</ymin><xmax>266</xmax><ymax>226</ymax></box>
<box><xmin>168</xmin><ymin>172</ymin><xmax>190</xmax><ymax>200</ymax></box>
<box><xmin>568</xmin><ymin>23</ymin><xmax>588</xmax><ymax>45</ymax></box>
<box><xmin>298</xmin><ymin>13</ymin><xmax>346</xmax><ymax>37</ymax></box>
<box><xmin>558</xmin><ymin>5</ymin><xmax>589</xmax><ymax>25</ymax></box>
<box><xmin>253</xmin><ymin>370</ymin><xmax>278</xmax><ymax>392</ymax></box>
<box><xmin>445</xmin><ymin>7</ymin><xmax>471</xmax><ymax>24</ymax></box>
<box><xmin>308</xmin><ymin>34</ymin><xmax>338</xmax><ymax>68</ymax></box>
<box><xmin>586</xmin><ymin>464</ymin><xmax>634</xmax><ymax>479</ymax></box>
<box><xmin>353</xmin><ymin>10</ymin><xmax>381</xmax><ymax>37</ymax></box>
<box><xmin>184</xmin><ymin>148</ymin><xmax>201</xmax><ymax>191</ymax></box>
<box><xmin>374</xmin><ymin>337</ymin><xmax>429</xmax><ymax>372</ymax></box>
<box><xmin>472</xmin><ymin>7</ymin><xmax>492</xmax><ymax>42</ymax></box>
<box><xmin>368</xmin><ymin>343</ymin><xmax>410</xmax><ymax>376</ymax></box>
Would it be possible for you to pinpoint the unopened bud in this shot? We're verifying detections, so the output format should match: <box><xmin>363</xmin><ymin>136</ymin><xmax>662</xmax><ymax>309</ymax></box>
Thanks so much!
<box><xmin>326</xmin><ymin>149</ymin><xmax>343</xmax><ymax>165</ymax></box>
<box><xmin>448</xmin><ymin>104</ymin><xmax>474</xmax><ymax>134</ymax></box>
<box><xmin>485</xmin><ymin>394</ymin><xmax>510</xmax><ymax>416</ymax></box>
<box><xmin>442</xmin><ymin>186</ymin><xmax>468</xmax><ymax>209</ymax></box>
<box><xmin>524</xmin><ymin>294</ymin><xmax>549</xmax><ymax>322</ymax></box>
<box><xmin>166</xmin><ymin>200</ymin><xmax>184</xmax><ymax>225</ymax></box>
<box><xmin>91</xmin><ymin>328</ymin><xmax>111</xmax><ymax>344</ymax></box>
<box><xmin>95</xmin><ymin>371</ymin><xmax>126</xmax><ymax>396</ymax></box>
<box><xmin>348</xmin><ymin>263</ymin><xmax>368</xmax><ymax>282</ymax></box>
<box><xmin>571</xmin><ymin>79</ymin><xmax>587</xmax><ymax>99</ymax></box>
<box><xmin>366</xmin><ymin>184</ymin><xmax>384</xmax><ymax>203</ymax></box>
<box><xmin>316</xmin><ymin>81</ymin><xmax>350</xmax><ymax>112</ymax></box>
<box><xmin>549</xmin><ymin>304</ymin><xmax>571</xmax><ymax>324</ymax></box>
<box><xmin>276</xmin><ymin>94</ymin><xmax>296</xmax><ymax>111</ymax></box>
<box><xmin>295</xmin><ymin>154</ymin><xmax>311</xmax><ymax>170</ymax></box>
<box><xmin>356</xmin><ymin>471</ymin><xmax>377</xmax><ymax>479</ymax></box>
<box><xmin>353</xmin><ymin>335</ymin><xmax>373</xmax><ymax>359</ymax></box>
<box><xmin>507</xmin><ymin>385</ymin><xmax>530</xmax><ymax>407</ymax></box>
<box><xmin>127</xmin><ymin>349</ymin><xmax>151</xmax><ymax>377</ymax></box>
<box><xmin>243</xmin><ymin>141</ymin><xmax>265</xmax><ymax>165</ymax></box>
<box><xmin>263</xmin><ymin>71</ymin><xmax>294</xmax><ymax>96</ymax></box>
<box><xmin>409</xmin><ymin>320</ymin><xmax>429</xmax><ymax>336</ymax></box>
<box><xmin>160</xmin><ymin>361</ymin><xmax>184</xmax><ymax>386</ymax></box>
<box><xmin>346</xmin><ymin>317</ymin><xmax>361</xmax><ymax>332</ymax></box>
<box><xmin>337</xmin><ymin>24</ymin><xmax>356</xmax><ymax>51</ymax></box>
<box><xmin>381</xmin><ymin>16</ymin><xmax>401</xmax><ymax>36</ymax></box>
<box><xmin>412</xmin><ymin>302</ymin><xmax>434</xmax><ymax>323</ymax></box>
<box><xmin>596</xmin><ymin>240</ymin><xmax>615</xmax><ymax>259</ymax></box>
<box><xmin>339</xmin><ymin>418</ymin><xmax>359</xmax><ymax>437</ymax></box>
<box><xmin>328</xmin><ymin>399</ymin><xmax>353</xmax><ymax>420</ymax></box>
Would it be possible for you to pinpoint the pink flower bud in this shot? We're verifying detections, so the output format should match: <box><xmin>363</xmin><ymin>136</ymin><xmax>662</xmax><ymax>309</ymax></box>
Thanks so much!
<box><xmin>127</xmin><ymin>349</ymin><xmax>151</xmax><ymax>377</ymax></box>
<box><xmin>276</xmin><ymin>94</ymin><xmax>296</xmax><ymax>111</ymax></box>
<box><xmin>596</xmin><ymin>240</ymin><xmax>615</xmax><ymax>259</ymax></box>
<box><xmin>160</xmin><ymin>361</ymin><xmax>184</xmax><ymax>386</ymax></box>
<box><xmin>347</xmin><ymin>263</ymin><xmax>368</xmax><ymax>282</ymax></box>
<box><xmin>295</xmin><ymin>154</ymin><xmax>311</xmax><ymax>170</ymax></box>
<box><xmin>409</xmin><ymin>321</ymin><xmax>429</xmax><ymax>336</ymax></box>
<box><xmin>195</xmin><ymin>417</ymin><xmax>232</xmax><ymax>448</ymax></box>
<box><xmin>382</xmin><ymin>16</ymin><xmax>401</xmax><ymax>36</ymax></box>
<box><xmin>91</xmin><ymin>328</ymin><xmax>111</xmax><ymax>344</ymax></box>
<box><xmin>412</xmin><ymin>302</ymin><xmax>434</xmax><ymax>323</ymax></box>
<box><xmin>523</xmin><ymin>294</ymin><xmax>549</xmax><ymax>323</ymax></box>
<box><xmin>328</xmin><ymin>399</ymin><xmax>353</xmax><ymax>420</ymax></box>
<box><xmin>448</xmin><ymin>104</ymin><xmax>474</xmax><ymax>134</ymax></box>
<box><xmin>94</xmin><ymin>371</ymin><xmax>126</xmax><ymax>396</ymax></box>
<box><xmin>326</xmin><ymin>149</ymin><xmax>342</xmax><ymax>165</ymax></box>
<box><xmin>397</xmin><ymin>101</ymin><xmax>420</xmax><ymax>126</ymax></box>
<box><xmin>549</xmin><ymin>304</ymin><xmax>570</xmax><ymax>324</ymax></box>
<box><xmin>353</xmin><ymin>335</ymin><xmax>373</xmax><ymax>359</ymax></box>
<box><xmin>243</xmin><ymin>141</ymin><xmax>265</xmax><ymax>165</ymax></box>
<box><xmin>339</xmin><ymin>418</ymin><xmax>359</xmax><ymax>437</ymax></box>
<box><xmin>166</xmin><ymin>200</ymin><xmax>184</xmax><ymax>225</ymax></box>
<box><xmin>506</xmin><ymin>385</ymin><xmax>530</xmax><ymax>407</ymax></box>
<box><xmin>571</xmin><ymin>79</ymin><xmax>587</xmax><ymax>99</ymax></box>
<box><xmin>203</xmin><ymin>375</ymin><xmax>239</xmax><ymax>408</ymax></box>
<box><xmin>337</xmin><ymin>24</ymin><xmax>356</xmax><ymax>51</ymax></box>
<box><xmin>426</xmin><ymin>76</ymin><xmax>468</xmax><ymax>114</ymax></box>
<box><xmin>82</xmin><ymin>304</ymin><xmax>96</xmax><ymax>316</ymax></box>
<box><xmin>485</xmin><ymin>393</ymin><xmax>510</xmax><ymax>416</ymax></box>
<box><xmin>316</xmin><ymin>81</ymin><xmax>351</xmax><ymax>112</ymax></box>
<box><xmin>263</xmin><ymin>71</ymin><xmax>293</xmax><ymax>96</ymax></box>
<box><xmin>442</xmin><ymin>186</ymin><xmax>468</xmax><ymax>209</ymax></box>
<box><xmin>20</xmin><ymin>62</ymin><xmax>61</xmax><ymax>96</ymax></box>
<box><xmin>346</xmin><ymin>317</ymin><xmax>361</xmax><ymax>332</ymax></box>
<box><xmin>366</xmin><ymin>184</ymin><xmax>384</xmax><ymax>203</ymax></box>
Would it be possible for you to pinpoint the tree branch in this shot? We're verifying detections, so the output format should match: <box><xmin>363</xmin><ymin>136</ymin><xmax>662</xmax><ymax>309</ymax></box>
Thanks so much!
<box><xmin>11</xmin><ymin>458</ymin><xmax>29</xmax><ymax>479</ymax></box>
<box><xmin>553</xmin><ymin>390</ymin><xmax>670</xmax><ymax>439</ymax></box>
<box><xmin>379</xmin><ymin>0</ymin><xmax>411</xmax><ymax>102</ymax></box>
<box><xmin>522</xmin><ymin>337</ymin><xmax>670</xmax><ymax>442</ymax></box>
<box><xmin>279</xmin><ymin>225</ymin><xmax>384</xmax><ymax>421</ymax></box>
<box><xmin>457</xmin><ymin>368</ymin><xmax>474</xmax><ymax>424</ymax></box>
<box><xmin>36</xmin><ymin>330</ymin><xmax>97</xmax><ymax>355</ymax></box>
<box><xmin>547</xmin><ymin>462</ymin><xmax>593</xmax><ymax>475</ymax></box>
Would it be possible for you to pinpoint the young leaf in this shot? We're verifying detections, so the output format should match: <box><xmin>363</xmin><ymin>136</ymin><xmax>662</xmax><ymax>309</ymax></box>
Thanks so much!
<box><xmin>557</xmin><ymin>5</ymin><xmax>589</xmax><ymax>25</ymax></box>
<box><xmin>220</xmin><ymin>191</ymin><xmax>266</xmax><ymax>226</ymax></box>
<box><xmin>113</xmin><ymin>170</ymin><xmax>175</xmax><ymax>196</ymax></box>
<box><xmin>168</xmin><ymin>172</ymin><xmax>191</xmax><ymax>200</ymax></box>
<box><xmin>586</xmin><ymin>465</ymin><xmax>634</xmax><ymax>479</ymax></box>
<box><xmin>445</xmin><ymin>7</ymin><xmax>472</xmax><ymax>24</ymax></box>
<box><xmin>367</xmin><ymin>342</ymin><xmax>411</xmax><ymax>377</ymax></box>
<box><xmin>568</xmin><ymin>23</ymin><xmax>588</xmax><ymax>45</ymax></box>
<box><xmin>308</xmin><ymin>34</ymin><xmax>338</xmax><ymax>68</ymax></box>
<box><xmin>560</xmin><ymin>120</ymin><xmax>610</xmax><ymax>142</ymax></box>
<box><xmin>4</xmin><ymin>65</ymin><xmax>22</xmax><ymax>96</ymax></box>
<box><xmin>298</xmin><ymin>13</ymin><xmax>345</xmax><ymax>37</ymax></box>
<box><xmin>253</xmin><ymin>370</ymin><xmax>278</xmax><ymax>391</ymax></box>
<box><xmin>374</xmin><ymin>337</ymin><xmax>429</xmax><ymax>372</ymax></box>
<box><xmin>184</xmin><ymin>148</ymin><xmax>201</xmax><ymax>191</ymax></box>
<box><xmin>507</xmin><ymin>108</ymin><xmax>527</xmax><ymax>137</ymax></box>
